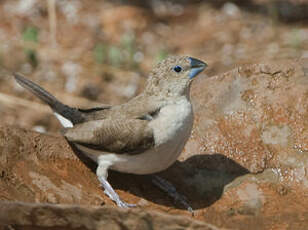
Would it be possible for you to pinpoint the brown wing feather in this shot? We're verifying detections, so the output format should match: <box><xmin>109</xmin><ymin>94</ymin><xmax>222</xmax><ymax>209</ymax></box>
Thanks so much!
<box><xmin>63</xmin><ymin>119</ymin><xmax>154</xmax><ymax>155</ymax></box>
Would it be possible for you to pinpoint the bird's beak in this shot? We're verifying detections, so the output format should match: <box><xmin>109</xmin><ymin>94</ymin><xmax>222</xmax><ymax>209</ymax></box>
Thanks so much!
<box><xmin>188</xmin><ymin>57</ymin><xmax>208</xmax><ymax>79</ymax></box>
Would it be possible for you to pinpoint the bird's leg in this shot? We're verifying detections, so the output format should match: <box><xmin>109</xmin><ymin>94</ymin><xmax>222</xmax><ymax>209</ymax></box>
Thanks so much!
<box><xmin>96</xmin><ymin>164</ymin><xmax>136</xmax><ymax>208</ymax></box>
<box><xmin>152</xmin><ymin>175</ymin><xmax>193</xmax><ymax>213</ymax></box>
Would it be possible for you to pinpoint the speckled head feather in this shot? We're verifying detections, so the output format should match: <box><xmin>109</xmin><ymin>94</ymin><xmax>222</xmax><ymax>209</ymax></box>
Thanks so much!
<box><xmin>145</xmin><ymin>56</ymin><xmax>206</xmax><ymax>97</ymax></box>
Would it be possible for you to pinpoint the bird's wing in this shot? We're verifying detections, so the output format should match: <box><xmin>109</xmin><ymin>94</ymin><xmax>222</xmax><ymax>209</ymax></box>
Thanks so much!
<box><xmin>63</xmin><ymin>118</ymin><xmax>154</xmax><ymax>155</ymax></box>
<box><xmin>78</xmin><ymin>105</ymin><xmax>112</xmax><ymax>113</ymax></box>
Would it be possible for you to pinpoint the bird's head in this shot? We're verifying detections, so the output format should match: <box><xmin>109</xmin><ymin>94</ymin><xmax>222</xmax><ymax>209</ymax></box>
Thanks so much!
<box><xmin>145</xmin><ymin>56</ymin><xmax>207</xmax><ymax>97</ymax></box>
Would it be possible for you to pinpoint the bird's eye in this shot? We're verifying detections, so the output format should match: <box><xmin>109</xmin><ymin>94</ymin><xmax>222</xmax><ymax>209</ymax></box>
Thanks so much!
<box><xmin>173</xmin><ymin>65</ymin><xmax>182</xmax><ymax>73</ymax></box>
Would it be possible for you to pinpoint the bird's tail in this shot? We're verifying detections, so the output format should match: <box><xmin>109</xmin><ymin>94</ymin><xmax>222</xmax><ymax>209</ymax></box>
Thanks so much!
<box><xmin>14</xmin><ymin>73</ymin><xmax>85</xmax><ymax>126</ymax></box>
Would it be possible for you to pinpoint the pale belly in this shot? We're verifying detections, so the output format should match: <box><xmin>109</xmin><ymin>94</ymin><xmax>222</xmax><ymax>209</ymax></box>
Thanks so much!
<box><xmin>109</xmin><ymin>99</ymin><xmax>194</xmax><ymax>174</ymax></box>
<box><xmin>110</xmin><ymin>132</ymin><xmax>191</xmax><ymax>174</ymax></box>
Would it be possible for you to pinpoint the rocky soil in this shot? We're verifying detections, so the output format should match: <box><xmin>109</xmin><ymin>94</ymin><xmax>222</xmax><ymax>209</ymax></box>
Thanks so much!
<box><xmin>0</xmin><ymin>0</ymin><xmax>308</xmax><ymax>229</ymax></box>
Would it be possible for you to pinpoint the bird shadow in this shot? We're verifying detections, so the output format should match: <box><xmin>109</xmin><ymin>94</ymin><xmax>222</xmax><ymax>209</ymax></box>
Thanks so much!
<box><xmin>70</xmin><ymin>142</ymin><xmax>249</xmax><ymax>210</ymax></box>
<box><xmin>110</xmin><ymin>154</ymin><xmax>249</xmax><ymax>210</ymax></box>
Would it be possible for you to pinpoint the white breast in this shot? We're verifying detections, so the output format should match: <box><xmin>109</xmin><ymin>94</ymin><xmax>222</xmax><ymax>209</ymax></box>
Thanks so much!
<box><xmin>108</xmin><ymin>97</ymin><xmax>194</xmax><ymax>175</ymax></box>
<box><xmin>150</xmin><ymin>98</ymin><xmax>192</xmax><ymax>145</ymax></box>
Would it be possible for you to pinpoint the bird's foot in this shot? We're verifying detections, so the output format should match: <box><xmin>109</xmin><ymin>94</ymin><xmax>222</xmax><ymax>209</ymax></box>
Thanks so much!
<box><xmin>115</xmin><ymin>198</ymin><xmax>137</xmax><ymax>208</ymax></box>
<box><xmin>99</xmin><ymin>175</ymin><xmax>136</xmax><ymax>208</ymax></box>
<box><xmin>152</xmin><ymin>175</ymin><xmax>193</xmax><ymax>213</ymax></box>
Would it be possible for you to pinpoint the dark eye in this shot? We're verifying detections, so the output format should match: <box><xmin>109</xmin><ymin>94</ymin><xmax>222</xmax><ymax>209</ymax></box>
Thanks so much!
<box><xmin>173</xmin><ymin>65</ymin><xmax>182</xmax><ymax>73</ymax></box>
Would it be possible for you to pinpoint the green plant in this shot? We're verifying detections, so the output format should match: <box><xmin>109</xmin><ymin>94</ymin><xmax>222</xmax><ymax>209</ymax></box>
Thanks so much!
<box><xmin>93</xmin><ymin>43</ymin><xmax>107</xmax><ymax>64</ymax></box>
<box><xmin>289</xmin><ymin>29</ymin><xmax>302</xmax><ymax>49</ymax></box>
<box><xmin>156</xmin><ymin>49</ymin><xmax>169</xmax><ymax>62</ymax></box>
<box><xmin>22</xmin><ymin>26</ymin><xmax>38</xmax><ymax>43</ymax></box>
<box><xmin>22</xmin><ymin>26</ymin><xmax>39</xmax><ymax>68</ymax></box>
<box><xmin>108</xmin><ymin>45</ymin><xmax>123</xmax><ymax>67</ymax></box>
<box><xmin>121</xmin><ymin>32</ymin><xmax>135</xmax><ymax>65</ymax></box>
<box><xmin>93</xmin><ymin>32</ymin><xmax>142</xmax><ymax>70</ymax></box>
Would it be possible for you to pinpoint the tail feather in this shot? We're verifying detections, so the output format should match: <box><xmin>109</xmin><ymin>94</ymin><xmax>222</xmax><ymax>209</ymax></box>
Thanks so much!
<box><xmin>14</xmin><ymin>73</ymin><xmax>85</xmax><ymax>125</ymax></box>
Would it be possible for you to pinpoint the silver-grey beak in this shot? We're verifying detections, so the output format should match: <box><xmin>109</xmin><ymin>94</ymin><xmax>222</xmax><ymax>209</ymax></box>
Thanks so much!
<box><xmin>188</xmin><ymin>57</ymin><xmax>207</xmax><ymax>79</ymax></box>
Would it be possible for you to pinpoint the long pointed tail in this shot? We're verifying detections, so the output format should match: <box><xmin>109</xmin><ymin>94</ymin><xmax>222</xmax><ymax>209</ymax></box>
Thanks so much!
<box><xmin>14</xmin><ymin>73</ymin><xmax>85</xmax><ymax>125</ymax></box>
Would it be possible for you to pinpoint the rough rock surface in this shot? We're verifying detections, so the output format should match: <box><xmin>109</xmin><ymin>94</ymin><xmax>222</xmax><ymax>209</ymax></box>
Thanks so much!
<box><xmin>1</xmin><ymin>59</ymin><xmax>308</xmax><ymax>229</ymax></box>
<box><xmin>0</xmin><ymin>124</ymin><xmax>220</xmax><ymax>229</ymax></box>
<box><xmin>0</xmin><ymin>202</ymin><xmax>217</xmax><ymax>230</ymax></box>
<box><xmin>180</xmin><ymin>58</ymin><xmax>308</xmax><ymax>228</ymax></box>
<box><xmin>186</xmin><ymin>58</ymin><xmax>308</xmax><ymax>175</ymax></box>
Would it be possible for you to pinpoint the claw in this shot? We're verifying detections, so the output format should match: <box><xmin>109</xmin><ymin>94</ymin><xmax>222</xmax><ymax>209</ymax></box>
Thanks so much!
<box><xmin>116</xmin><ymin>200</ymin><xmax>137</xmax><ymax>208</ymax></box>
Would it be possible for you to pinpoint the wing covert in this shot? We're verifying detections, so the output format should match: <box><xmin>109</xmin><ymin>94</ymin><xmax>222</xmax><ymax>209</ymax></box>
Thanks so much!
<box><xmin>63</xmin><ymin>119</ymin><xmax>154</xmax><ymax>155</ymax></box>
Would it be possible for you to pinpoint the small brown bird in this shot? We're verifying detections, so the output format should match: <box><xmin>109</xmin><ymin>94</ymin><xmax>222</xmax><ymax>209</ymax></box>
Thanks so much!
<box><xmin>14</xmin><ymin>56</ymin><xmax>207</xmax><ymax>208</ymax></box>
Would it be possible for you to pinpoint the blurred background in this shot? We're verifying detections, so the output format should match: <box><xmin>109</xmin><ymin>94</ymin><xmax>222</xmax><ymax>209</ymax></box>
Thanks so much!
<box><xmin>0</xmin><ymin>0</ymin><xmax>307</xmax><ymax>133</ymax></box>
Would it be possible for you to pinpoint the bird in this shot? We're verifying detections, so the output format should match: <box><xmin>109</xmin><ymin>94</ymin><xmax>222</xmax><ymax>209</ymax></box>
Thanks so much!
<box><xmin>14</xmin><ymin>56</ymin><xmax>207</xmax><ymax>208</ymax></box>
